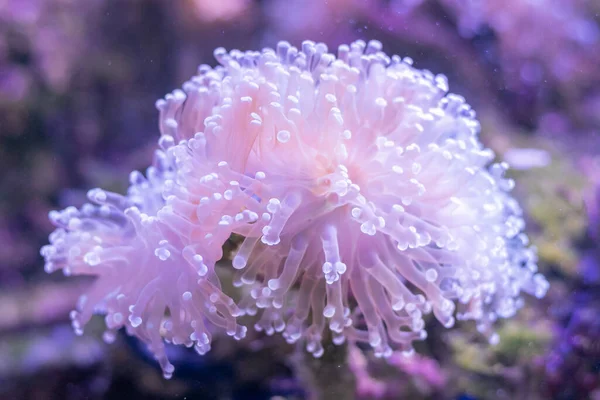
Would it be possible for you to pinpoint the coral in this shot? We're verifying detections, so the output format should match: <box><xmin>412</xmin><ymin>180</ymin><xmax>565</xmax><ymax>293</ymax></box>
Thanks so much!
<box><xmin>547</xmin><ymin>291</ymin><xmax>600</xmax><ymax>398</ymax></box>
<box><xmin>492</xmin><ymin>319</ymin><xmax>552</xmax><ymax>365</ymax></box>
<box><xmin>545</xmin><ymin>157</ymin><xmax>600</xmax><ymax>398</ymax></box>
<box><xmin>41</xmin><ymin>40</ymin><xmax>548</xmax><ymax>377</ymax></box>
<box><xmin>0</xmin><ymin>0</ymin><xmax>104</xmax><ymax>93</ymax></box>
<box><xmin>349</xmin><ymin>346</ymin><xmax>446</xmax><ymax>399</ymax></box>
<box><xmin>440</xmin><ymin>0</ymin><xmax>599</xmax><ymax>88</ymax></box>
<box><xmin>511</xmin><ymin>156</ymin><xmax>587</xmax><ymax>277</ymax></box>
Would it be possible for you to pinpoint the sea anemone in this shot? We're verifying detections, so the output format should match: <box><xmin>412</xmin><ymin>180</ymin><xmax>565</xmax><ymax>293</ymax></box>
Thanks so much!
<box><xmin>41</xmin><ymin>148</ymin><xmax>246</xmax><ymax>378</ymax></box>
<box><xmin>42</xmin><ymin>39</ymin><xmax>549</xmax><ymax>376</ymax></box>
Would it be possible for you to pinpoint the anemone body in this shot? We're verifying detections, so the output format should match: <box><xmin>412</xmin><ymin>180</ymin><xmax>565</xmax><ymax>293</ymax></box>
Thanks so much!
<box><xmin>42</xmin><ymin>40</ymin><xmax>549</xmax><ymax>376</ymax></box>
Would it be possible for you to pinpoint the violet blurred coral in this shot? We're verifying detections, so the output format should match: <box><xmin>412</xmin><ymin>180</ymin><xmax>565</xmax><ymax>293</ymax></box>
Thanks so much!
<box><xmin>41</xmin><ymin>40</ymin><xmax>548</xmax><ymax>377</ymax></box>
<box><xmin>440</xmin><ymin>0</ymin><xmax>599</xmax><ymax>88</ymax></box>
<box><xmin>0</xmin><ymin>0</ymin><xmax>102</xmax><ymax>93</ymax></box>
<box><xmin>543</xmin><ymin>156</ymin><xmax>600</xmax><ymax>398</ymax></box>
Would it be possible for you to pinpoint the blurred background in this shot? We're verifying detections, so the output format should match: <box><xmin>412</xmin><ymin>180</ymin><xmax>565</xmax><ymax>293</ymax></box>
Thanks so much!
<box><xmin>0</xmin><ymin>0</ymin><xmax>599</xmax><ymax>399</ymax></box>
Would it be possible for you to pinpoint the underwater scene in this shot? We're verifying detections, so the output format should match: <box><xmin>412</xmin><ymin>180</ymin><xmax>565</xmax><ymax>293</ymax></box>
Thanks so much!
<box><xmin>0</xmin><ymin>1</ymin><xmax>599</xmax><ymax>399</ymax></box>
